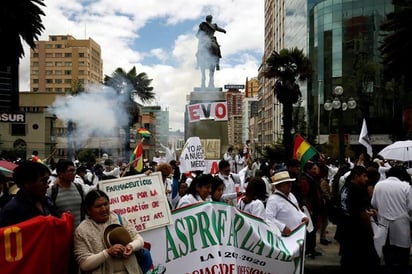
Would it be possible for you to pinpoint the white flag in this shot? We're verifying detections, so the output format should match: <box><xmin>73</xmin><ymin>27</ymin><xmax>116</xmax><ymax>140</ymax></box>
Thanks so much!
<box><xmin>179</xmin><ymin>137</ymin><xmax>206</xmax><ymax>173</ymax></box>
<box><xmin>359</xmin><ymin>119</ymin><xmax>373</xmax><ymax>157</ymax></box>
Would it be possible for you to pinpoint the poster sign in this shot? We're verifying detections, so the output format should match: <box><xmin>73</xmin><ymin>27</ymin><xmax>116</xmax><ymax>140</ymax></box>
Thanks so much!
<box><xmin>99</xmin><ymin>172</ymin><xmax>172</xmax><ymax>232</ymax></box>
<box><xmin>187</xmin><ymin>102</ymin><xmax>228</xmax><ymax>122</ymax></box>
<box><xmin>179</xmin><ymin>137</ymin><xmax>205</xmax><ymax>173</ymax></box>
<box><xmin>141</xmin><ymin>202</ymin><xmax>305</xmax><ymax>274</ymax></box>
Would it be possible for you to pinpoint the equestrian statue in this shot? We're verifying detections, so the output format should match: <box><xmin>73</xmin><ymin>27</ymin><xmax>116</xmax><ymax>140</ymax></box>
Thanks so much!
<box><xmin>196</xmin><ymin>15</ymin><xmax>226</xmax><ymax>89</ymax></box>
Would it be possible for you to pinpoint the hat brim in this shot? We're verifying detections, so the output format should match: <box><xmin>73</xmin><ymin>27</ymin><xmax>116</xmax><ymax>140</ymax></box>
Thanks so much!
<box><xmin>272</xmin><ymin>178</ymin><xmax>296</xmax><ymax>185</ymax></box>
<box><xmin>103</xmin><ymin>224</ymin><xmax>132</xmax><ymax>248</ymax></box>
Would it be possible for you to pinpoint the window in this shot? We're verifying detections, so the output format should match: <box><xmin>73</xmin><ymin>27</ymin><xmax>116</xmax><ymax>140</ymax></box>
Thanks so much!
<box><xmin>46</xmin><ymin>70</ymin><xmax>53</xmax><ymax>75</ymax></box>
<box><xmin>79</xmin><ymin>53</ymin><xmax>85</xmax><ymax>58</ymax></box>
<box><xmin>11</xmin><ymin>124</ymin><xmax>26</xmax><ymax>136</ymax></box>
<box><xmin>55</xmin><ymin>88</ymin><xmax>62</xmax><ymax>92</ymax></box>
<box><xmin>45</xmin><ymin>62</ymin><xmax>53</xmax><ymax>66</ymax></box>
<box><xmin>55</xmin><ymin>79</ymin><xmax>62</xmax><ymax>84</ymax></box>
<box><xmin>33</xmin><ymin>53</ymin><xmax>39</xmax><ymax>58</ymax></box>
<box><xmin>64</xmin><ymin>70</ymin><xmax>71</xmax><ymax>75</ymax></box>
<box><xmin>46</xmin><ymin>79</ymin><xmax>53</xmax><ymax>84</ymax></box>
<box><xmin>64</xmin><ymin>79</ymin><xmax>72</xmax><ymax>84</ymax></box>
<box><xmin>56</xmin><ymin>44</ymin><xmax>62</xmax><ymax>49</ymax></box>
<box><xmin>32</xmin><ymin>79</ymin><xmax>39</xmax><ymax>84</ymax></box>
<box><xmin>55</xmin><ymin>53</ymin><xmax>63</xmax><ymax>57</ymax></box>
<box><xmin>32</xmin><ymin>62</ymin><xmax>39</xmax><ymax>67</ymax></box>
<box><xmin>45</xmin><ymin>88</ymin><xmax>52</xmax><ymax>92</ymax></box>
<box><xmin>64</xmin><ymin>53</ymin><xmax>72</xmax><ymax>58</ymax></box>
<box><xmin>64</xmin><ymin>62</ymin><xmax>71</xmax><ymax>66</ymax></box>
<box><xmin>45</xmin><ymin>53</ymin><xmax>53</xmax><ymax>58</ymax></box>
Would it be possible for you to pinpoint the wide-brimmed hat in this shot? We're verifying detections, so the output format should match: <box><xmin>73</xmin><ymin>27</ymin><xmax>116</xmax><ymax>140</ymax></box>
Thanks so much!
<box><xmin>271</xmin><ymin>171</ymin><xmax>296</xmax><ymax>185</ymax></box>
<box><xmin>103</xmin><ymin>224</ymin><xmax>132</xmax><ymax>248</ymax></box>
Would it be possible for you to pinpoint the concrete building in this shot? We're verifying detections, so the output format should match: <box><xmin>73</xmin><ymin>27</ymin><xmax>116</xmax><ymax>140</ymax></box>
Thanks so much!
<box><xmin>30</xmin><ymin>35</ymin><xmax>103</xmax><ymax>93</ymax></box>
<box><xmin>141</xmin><ymin>106</ymin><xmax>169</xmax><ymax>153</ymax></box>
<box><xmin>243</xmin><ymin>78</ymin><xmax>259</xmax><ymax>154</ymax></box>
<box><xmin>259</xmin><ymin>0</ymin><xmax>311</xmax><ymax>147</ymax></box>
<box><xmin>225</xmin><ymin>87</ymin><xmax>244</xmax><ymax>148</ymax></box>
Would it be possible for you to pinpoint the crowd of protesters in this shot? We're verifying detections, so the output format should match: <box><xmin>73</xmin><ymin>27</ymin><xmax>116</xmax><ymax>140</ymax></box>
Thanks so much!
<box><xmin>1</xmin><ymin>142</ymin><xmax>412</xmax><ymax>274</ymax></box>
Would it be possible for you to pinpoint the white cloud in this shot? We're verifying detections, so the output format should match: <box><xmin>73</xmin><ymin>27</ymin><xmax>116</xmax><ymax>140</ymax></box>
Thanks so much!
<box><xmin>19</xmin><ymin>0</ymin><xmax>264</xmax><ymax>131</ymax></box>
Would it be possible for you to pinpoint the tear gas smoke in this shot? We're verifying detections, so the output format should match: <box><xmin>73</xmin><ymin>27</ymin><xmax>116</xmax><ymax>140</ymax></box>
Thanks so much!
<box><xmin>49</xmin><ymin>83</ymin><xmax>131</xmax><ymax>147</ymax></box>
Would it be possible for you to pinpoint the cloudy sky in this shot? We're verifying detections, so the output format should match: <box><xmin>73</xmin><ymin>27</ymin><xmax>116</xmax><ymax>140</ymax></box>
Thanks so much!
<box><xmin>19</xmin><ymin>0</ymin><xmax>264</xmax><ymax>132</ymax></box>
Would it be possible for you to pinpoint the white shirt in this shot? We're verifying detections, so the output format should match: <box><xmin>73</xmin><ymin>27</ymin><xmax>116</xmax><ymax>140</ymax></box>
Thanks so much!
<box><xmin>265</xmin><ymin>190</ymin><xmax>307</xmax><ymax>232</ymax></box>
<box><xmin>237</xmin><ymin>198</ymin><xmax>266</xmax><ymax>219</ymax></box>
<box><xmin>217</xmin><ymin>173</ymin><xmax>237</xmax><ymax>204</ymax></box>
<box><xmin>176</xmin><ymin>194</ymin><xmax>210</xmax><ymax>209</ymax></box>
<box><xmin>371</xmin><ymin>176</ymin><xmax>412</xmax><ymax>248</ymax></box>
<box><xmin>223</xmin><ymin>152</ymin><xmax>234</xmax><ymax>172</ymax></box>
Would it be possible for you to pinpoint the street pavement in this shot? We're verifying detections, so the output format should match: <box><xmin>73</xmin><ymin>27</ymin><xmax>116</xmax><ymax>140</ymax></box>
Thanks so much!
<box><xmin>304</xmin><ymin>224</ymin><xmax>342</xmax><ymax>274</ymax></box>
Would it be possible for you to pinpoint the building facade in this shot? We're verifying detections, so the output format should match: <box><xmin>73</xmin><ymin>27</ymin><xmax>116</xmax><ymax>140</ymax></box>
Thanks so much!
<box><xmin>259</xmin><ymin>0</ymin><xmax>310</xmax><ymax>149</ymax></box>
<box><xmin>308</xmin><ymin>0</ymin><xmax>395</xmax><ymax>148</ymax></box>
<box><xmin>30</xmin><ymin>35</ymin><xmax>103</xmax><ymax>93</ymax></box>
<box><xmin>225</xmin><ymin>88</ymin><xmax>244</xmax><ymax>148</ymax></box>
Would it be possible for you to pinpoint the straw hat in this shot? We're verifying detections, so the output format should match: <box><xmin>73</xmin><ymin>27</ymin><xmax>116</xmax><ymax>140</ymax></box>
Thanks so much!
<box><xmin>271</xmin><ymin>171</ymin><xmax>296</xmax><ymax>185</ymax></box>
<box><xmin>103</xmin><ymin>224</ymin><xmax>132</xmax><ymax>248</ymax></box>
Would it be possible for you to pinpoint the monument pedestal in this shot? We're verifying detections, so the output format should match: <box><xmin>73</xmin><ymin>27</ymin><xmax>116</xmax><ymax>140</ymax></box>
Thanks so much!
<box><xmin>185</xmin><ymin>87</ymin><xmax>229</xmax><ymax>159</ymax></box>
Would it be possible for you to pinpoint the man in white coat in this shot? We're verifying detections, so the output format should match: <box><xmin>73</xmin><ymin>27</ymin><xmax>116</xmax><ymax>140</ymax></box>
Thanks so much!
<box><xmin>371</xmin><ymin>166</ymin><xmax>412</xmax><ymax>274</ymax></box>
<box><xmin>265</xmin><ymin>171</ymin><xmax>309</xmax><ymax>236</ymax></box>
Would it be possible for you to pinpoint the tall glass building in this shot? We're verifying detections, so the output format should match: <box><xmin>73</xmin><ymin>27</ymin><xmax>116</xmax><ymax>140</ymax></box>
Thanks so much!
<box><xmin>308</xmin><ymin>0</ymin><xmax>395</xmax><ymax>144</ymax></box>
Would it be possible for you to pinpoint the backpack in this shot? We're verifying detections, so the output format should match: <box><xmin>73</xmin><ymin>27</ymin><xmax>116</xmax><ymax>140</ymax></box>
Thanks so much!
<box><xmin>51</xmin><ymin>182</ymin><xmax>85</xmax><ymax>221</ymax></box>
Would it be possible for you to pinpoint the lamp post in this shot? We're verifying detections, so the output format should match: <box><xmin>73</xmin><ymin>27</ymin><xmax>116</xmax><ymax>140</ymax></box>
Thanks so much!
<box><xmin>324</xmin><ymin>86</ymin><xmax>357</xmax><ymax>165</ymax></box>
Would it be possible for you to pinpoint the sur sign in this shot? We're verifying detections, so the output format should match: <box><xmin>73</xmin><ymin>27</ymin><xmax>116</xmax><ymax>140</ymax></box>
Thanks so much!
<box><xmin>187</xmin><ymin>102</ymin><xmax>228</xmax><ymax>122</ymax></box>
<box><xmin>0</xmin><ymin>113</ymin><xmax>25</xmax><ymax>123</ymax></box>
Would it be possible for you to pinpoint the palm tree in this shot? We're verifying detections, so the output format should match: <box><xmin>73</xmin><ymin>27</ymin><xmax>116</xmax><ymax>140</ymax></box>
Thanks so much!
<box><xmin>104</xmin><ymin>67</ymin><xmax>155</xmax><ymax>160</ymax></box>
<box><xmin>264</xmin><ymin>47</ymin><xmax>312</xmax><ymax>157</ymax></box>
<box><xmin>0</xmin><ymin>0</ymin><xmax>46</xmax><ymax>110</ymax></box>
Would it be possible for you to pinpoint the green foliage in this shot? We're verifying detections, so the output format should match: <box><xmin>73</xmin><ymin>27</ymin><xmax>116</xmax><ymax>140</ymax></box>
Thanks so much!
<box><xmin>0</xmin><ymin>0</ymin><xmax>46</xmax><ymax>62</ymax></box>
<box><xmin>264</xmin><ymin>47</ymin><xmax>312</xmax><ymax>157</ymax></box>
<box><xmin>262</xmin><ymin>143</ymin><xmax>287</xmax><ymax>163</ymax></box>
<box><xmin>77</xmin><ymin>149</ymin><xmax>97</xmax><ymax>165</ymax></box>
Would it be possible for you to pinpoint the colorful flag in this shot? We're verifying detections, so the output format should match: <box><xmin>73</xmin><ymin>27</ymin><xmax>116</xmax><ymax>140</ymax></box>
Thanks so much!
<box><xmin>359</xmin><ymin>118</ymin><xmax>373</xmax><ymax>157</ymax></box>
<box><xmin>137</xmin><ymin>128</ymin><xmax>151</xmax><ymax>138</ymax></box>
<box><xmin>293</xmin><ymin>134</ymin><xmax>317</xmax><ymax>165</ymax></box>
<box><xmin>130</xmin><ymin>141</ymin><xmax>144</xmax><ymax>172</ymax></box>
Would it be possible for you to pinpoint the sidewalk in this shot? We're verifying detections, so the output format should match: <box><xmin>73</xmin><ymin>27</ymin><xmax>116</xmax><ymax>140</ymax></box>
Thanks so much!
<box><xmin>304</xmin><ymin>225</ymin><xmax>341</xmax><ymax>274</ymax></box>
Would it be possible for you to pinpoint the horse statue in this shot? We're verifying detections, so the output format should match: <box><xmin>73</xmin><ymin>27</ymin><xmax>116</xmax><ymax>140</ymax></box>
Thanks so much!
<box><xmin>196</xmin><ymin>15</ymin><xmax>226</xmax><ymax>89</ymax></box>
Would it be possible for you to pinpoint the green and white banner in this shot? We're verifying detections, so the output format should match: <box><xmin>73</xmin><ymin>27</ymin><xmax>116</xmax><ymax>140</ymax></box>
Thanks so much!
<box><xmin>141</xmin><ymin>202</ymin><xmax>305</xmax><ymax>274</ymax></box>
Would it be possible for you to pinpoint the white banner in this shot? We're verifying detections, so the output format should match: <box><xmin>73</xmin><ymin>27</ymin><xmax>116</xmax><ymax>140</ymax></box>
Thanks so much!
<box><xmin>179</xmin><ymin>137</ymin><xmax>206</xmax><ymax>173</ymax></box>
<box><xmin>141</xmin><ymin>202</ymin><xmax>305</xmax><ymax>274</ymax></box>
<box><xmin>99</xmin><ymin>172</ymin><xmax>173</xmax><ymax>232</ymax></box>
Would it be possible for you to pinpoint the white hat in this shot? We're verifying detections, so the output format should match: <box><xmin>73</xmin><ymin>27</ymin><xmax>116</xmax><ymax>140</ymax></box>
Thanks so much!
<box><xmin>271</xmin><ymin>171</ymin><xmax>296</xmax><ymax>185</ymax></box>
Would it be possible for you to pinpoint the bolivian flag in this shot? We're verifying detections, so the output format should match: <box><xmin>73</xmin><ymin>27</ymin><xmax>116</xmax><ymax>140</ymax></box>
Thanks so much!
<box><xmin>293</xmin><ymin>134</ymin><xmax>317</xmax><ymax>165</ymax></box>
<box><xmin>137</xmin><ymin>128</ymin><xmax>151</xmax><ymax>138</ymax></box>
<box><xmin>130</xmin><ymin>141</ymin><xmax>143</xmax><ymax>172</ymax></box>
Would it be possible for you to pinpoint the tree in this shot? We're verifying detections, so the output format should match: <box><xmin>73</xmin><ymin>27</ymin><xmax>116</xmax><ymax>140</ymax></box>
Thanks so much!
<box><xmin>264</xmin><ymin>47</ymin><xmax>312</xmax><ymax>157</ymax></box>
<box><xmin>104</xmin><ymin>67</ymin><xmax>155</xmax><ymax>160</ymax></box>
<box><xmin>0</xmin><ymin>0</ymin><xmax>46</xmax><ymax>110</ymax></box>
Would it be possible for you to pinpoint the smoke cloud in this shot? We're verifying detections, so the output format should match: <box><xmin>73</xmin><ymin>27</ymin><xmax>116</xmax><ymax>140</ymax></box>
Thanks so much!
<box><xmin>49</xmin><ymin>84</ymin><xmax>131</xmax><ymax>148</ymax></box>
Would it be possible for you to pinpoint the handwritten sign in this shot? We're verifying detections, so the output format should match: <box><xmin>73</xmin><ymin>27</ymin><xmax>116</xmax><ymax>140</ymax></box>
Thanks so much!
<box><xmin>99</xmin><ymin>172</ymin><xmax>173</xmax><ymax>232</ymax></box>
<box><xmin>179</xmin><ymin>137</ymin><xmax>206</xmax><ymax>173</ymax></box>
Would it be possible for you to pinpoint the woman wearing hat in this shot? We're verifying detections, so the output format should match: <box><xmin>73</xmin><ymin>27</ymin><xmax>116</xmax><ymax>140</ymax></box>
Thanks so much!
<box><xmin>265</xmin><ymin>170</ymin><xmax>309</xmax><ymax>236</ymax></box>
<box><xmin>74</xmin><ymin>189</ymin><xmax>144</xmax><ymax>274</ymax></box>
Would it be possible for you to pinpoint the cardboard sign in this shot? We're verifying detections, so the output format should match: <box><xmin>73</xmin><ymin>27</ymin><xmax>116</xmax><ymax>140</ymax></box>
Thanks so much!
<box><xmin>99</xmin><ymin>172</ymin><xmax>173</xmax><ymax>232</ymax></box>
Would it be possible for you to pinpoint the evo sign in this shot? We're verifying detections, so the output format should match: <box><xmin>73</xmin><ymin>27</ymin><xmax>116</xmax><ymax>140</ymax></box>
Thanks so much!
<box><xmin>0</xmin><ymin>112</ymin><xmax>25</xmax><ymax>123</ymax></box>
<box><xmin>187</xmin><ymin>102</ymin><xmax>228</xmax><ymax>123</ymax></box>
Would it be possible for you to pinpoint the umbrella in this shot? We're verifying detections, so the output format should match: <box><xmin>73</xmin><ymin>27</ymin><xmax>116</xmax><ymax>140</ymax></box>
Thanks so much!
<box><xmin>378</xmin><ymin>140</ymin><xmax>412</xmax><ymax>162</ymax></box>
<box><xmin>0</xmin><ymin>166</ymin><xmax>13</xmax><ymax>177</ymax></box>
<box><xmin>0</xmin><ymin>160</ymin><xmax>17</xmax><ymax>171</ymax></box>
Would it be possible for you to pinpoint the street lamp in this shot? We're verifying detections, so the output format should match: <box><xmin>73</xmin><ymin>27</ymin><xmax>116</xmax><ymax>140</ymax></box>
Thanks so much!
<box><xmin>324</xmin><ymin>86</ymin><xmax>357</xmax><ymax>165</ymax></box>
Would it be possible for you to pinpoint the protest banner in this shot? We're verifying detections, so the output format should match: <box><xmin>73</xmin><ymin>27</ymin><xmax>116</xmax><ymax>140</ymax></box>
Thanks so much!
<box><xmin>0</xmin><ymin>213</ymin><xmax>74</xmax><ymax>274</ymax></box>
<box><xmin>141</xmin><ymin>202</ymin><xmax>305</xmax><ymax>274</ymax></box>
<box><xmin>99</xmin><ymin>172</ymin><xmax>173</xmax><ymax>232</ymax></box>
<box><xmin>179</xmin><ymin>137</ymin><xmax>206</xmax><ymax>173</ymax></box>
